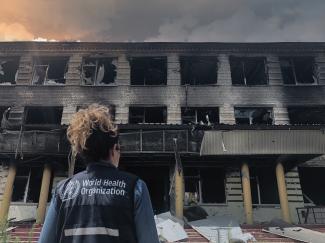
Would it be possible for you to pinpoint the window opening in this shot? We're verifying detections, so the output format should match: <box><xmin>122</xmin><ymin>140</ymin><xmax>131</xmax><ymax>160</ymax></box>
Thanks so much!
<box><xmin>235</xmin><ymin>107</ymin><xmax>273</xmax><ymax>125</ymax></box>
<box><xmin>287</xmin><ymin>106</ymin><xmax>325</xmax><ymax>125</ymax></box>
<box><xmin>125</xmin><ymin>166</ymin><xmax>170</xmax><ymax>214</ymax></box>
<box><xmin>184</xmin><ymin>167</ymin><xmax>226</xmax><ymax>205</ymax></box>
<box><xmin>25</xmin><ymin>106</ymin><xmax>63</xmax><ymax>125</ymax></box>
<box><xmin>82</xmin><ymin>57</ymin><xmax>117</xmax><ymax>85</ymax></box>
<box><xmin>0</xmin><ymin>106</ymin><xmax>10</xmax><ymax>121</ymax></box>
<box><xmin>0</xmin><ymin>57</ymin><xmax>20</xmax><ymax>84</ymax></box>
<box><xmin>230</xmin><ymin>56</ymin><xmax>268</xmax><ymax>85</ymax></box>
<box><xmin>129</xmin><ymin>107</ymin><xmax>167</xmax><ymax>124</ymax></box>
<box><xmin>180</xmin><ymin>56</ymin><xmax>218</xmax><ymax>85</ymax></box>
<box><xmin>299</xmin><ymin>167</ymin><xmax>325</xmax><ymax>205</ymax></box>
<box><xmin>280</xmin><ymin>57</ymin><xmax>318</xmax><ymax>85</ymax></box>
<box><xmin>12</xmin><ymin>167</ymin><xmax>43</xmax><ymax>203</ymax></box>
<box><xmin>32</xmin><ymin>57</ymin><xmax>69</xmax><ymax>85</ymax></box>
<box><xmin>249</xmin><ymin>167</ymin><xmax>279</xmax><ymax>204</ymax></box>
<box><xmin>130</xmin><ymin>57</ymin><xmax>167</xmax><ymax>85</ymax></box>
<box><xmin>181</xmin><ymin>107</ymin><xmax>219</xmax><ymax>125</ymax></box>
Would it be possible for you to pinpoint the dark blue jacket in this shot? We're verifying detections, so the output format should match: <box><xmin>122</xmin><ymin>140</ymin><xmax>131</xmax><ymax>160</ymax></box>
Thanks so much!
<box><xmin>54</xmin><ymin>162</ymin><xmax>139</xmax><ymax>243</ymax></box>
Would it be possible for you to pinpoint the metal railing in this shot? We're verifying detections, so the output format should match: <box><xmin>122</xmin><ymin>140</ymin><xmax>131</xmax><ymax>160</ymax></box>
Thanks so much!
<box><xmin>296</xmin><ymin>206</ymin><xmax>325</xmax><ymax>224</ymax></box>
<box><xmin>119</xmin><ymin>129</ymin><xmax>203</xmax><ymax>153</ymax></box>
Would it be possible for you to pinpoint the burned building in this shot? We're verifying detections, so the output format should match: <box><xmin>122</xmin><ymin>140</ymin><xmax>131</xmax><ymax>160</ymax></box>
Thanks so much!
<box><xmin>0</xmin><ymin>42</ymin><xmax>325</xmax><ymax>227</ymax></box>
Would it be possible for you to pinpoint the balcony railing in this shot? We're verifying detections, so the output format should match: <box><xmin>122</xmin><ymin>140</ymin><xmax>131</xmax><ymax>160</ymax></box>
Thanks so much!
<box><xmin>120</xmin><ymin>129</ymin><xmax>203</xmax><ymax>153</ymax></box>
<box><xmin>297</xmin><ymin>206</ymin><xmax>325</xmax><ymax>224</ymax></box>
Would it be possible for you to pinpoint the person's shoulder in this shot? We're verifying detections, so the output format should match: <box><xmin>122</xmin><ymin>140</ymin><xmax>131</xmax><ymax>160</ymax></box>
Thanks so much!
<box><xmin>118</xmin><ymin>170</ymin><xmax>139</xmax><ymax>182</ymax></box>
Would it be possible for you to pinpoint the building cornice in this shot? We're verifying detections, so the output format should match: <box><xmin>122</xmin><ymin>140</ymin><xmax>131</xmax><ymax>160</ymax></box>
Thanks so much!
<box><xmin>0</xmin><ymin>42</ymin><xmax>324</xmax><ymax>53</ymax></box>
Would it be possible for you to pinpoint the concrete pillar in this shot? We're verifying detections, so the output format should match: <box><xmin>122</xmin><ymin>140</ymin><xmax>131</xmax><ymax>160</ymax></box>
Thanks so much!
<box><xmin>167</xmin><ymin>53</ymin><xmax>181</xmax><ymax>85</ymax></box>
<box><xmin>275</xmin><ymin>162</ymin><xmax>291</xmax><ymax>223</ymax></box>
<box><xmin>0</xmin><ymin>163</ymin><xmax>17</xmax><ymax>223</ymax></box>
<box><xmin>36</xmin><ymin>164</ymin><xmax>52</xmax><ymax>224</ymax></box>
<box><xmin>241</xmin><ymin>163</ymin><xmax>253</xmax><ymax>224</ymax></box>
<box><xmin>174</xmin><ymin>167</ymin><xmax>184</xmax><ymax>219</ymax></box>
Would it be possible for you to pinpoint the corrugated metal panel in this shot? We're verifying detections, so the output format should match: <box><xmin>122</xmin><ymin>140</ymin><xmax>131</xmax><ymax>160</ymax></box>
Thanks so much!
<box><xmin>200</xmin><ymin>130</ymin><xmax>325</xmax><ymax>155</ymax></box>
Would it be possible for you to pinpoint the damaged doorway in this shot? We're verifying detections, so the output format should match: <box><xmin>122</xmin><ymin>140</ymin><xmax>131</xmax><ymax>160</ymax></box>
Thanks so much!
<box><xmin>125</xmin><ymin>166</ymin><xmax>170</xmax><ymax>214</ymax></box>
<box><xmin>298</xmin><ymin>167</ymin><xmax>325</xmax><ymax>205</ymax></box>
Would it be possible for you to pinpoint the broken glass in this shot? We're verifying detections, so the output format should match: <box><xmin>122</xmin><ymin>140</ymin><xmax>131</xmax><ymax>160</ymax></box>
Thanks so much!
<box><xmin>82</xmin><ymin>57</ymin><xmax>117</xmax><ymax>85</ymax></box>
<box><xmin>230</xmin><ymin>56</ymin><xmax>268</xmax><ymax>85</ymax></box>
<box><xmin>181</xmin><ymin>107</ymin><xmax>219</xmax><ymax>125</ymax></box>
<box><xmin>235</xmin><ymin>107</ymin><xmax>273</xmax><ymax>125</ymax></box>
<box><xmin>32</xmin><ymin>57</ymin><xmax>69</xmax><ymax>85</ymax></box>
<box><xmin>0</xmin><ymin>57</ymin><xmax>20</xmax><ymax>84</ymax></box>
<box><xmin>280</xmin><ymin>57</ymin><xmax>317</xmax><ymax>85</ymax></box>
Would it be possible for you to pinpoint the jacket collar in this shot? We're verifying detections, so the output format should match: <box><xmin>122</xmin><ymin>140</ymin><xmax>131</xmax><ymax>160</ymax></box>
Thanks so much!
<box><xmin>86</xmin><ymin>160</ymin><xmax>117</xmax><ymax>172</ymax></box>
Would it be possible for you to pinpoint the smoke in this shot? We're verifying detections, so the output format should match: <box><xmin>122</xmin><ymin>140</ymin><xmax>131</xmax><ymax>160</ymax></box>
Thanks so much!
<box><xmin>0</xmin><ymin>0</ymin><xmax>324</xmax><ymax>42</ymax></box>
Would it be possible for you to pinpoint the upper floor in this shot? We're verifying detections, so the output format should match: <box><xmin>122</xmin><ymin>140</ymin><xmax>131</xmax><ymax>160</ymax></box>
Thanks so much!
<box><xmin>1</xmin><ymin>42</ymin><xmax>325</xmax><ymax>126</ymax></box>
<box><xmin>0</xmin><ymin>42</ymin><xmax>324</xmax><ymax>87</ymax></box>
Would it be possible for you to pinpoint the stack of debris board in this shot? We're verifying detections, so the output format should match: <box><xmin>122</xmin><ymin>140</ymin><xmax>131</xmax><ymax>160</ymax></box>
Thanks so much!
<box><xmin>264</xmin><ymin>226</ymin><xmax>325</xmax><ymax>243</ymax></box>
<box><xmin>155</xmin><ymin>212</ymin><xmax>188</xmax><ymax>242</ymax></box>
<box><xmin>188</xmin><ymin>216</ymin><xmax>255</xmax><ymax>243</ymax></box>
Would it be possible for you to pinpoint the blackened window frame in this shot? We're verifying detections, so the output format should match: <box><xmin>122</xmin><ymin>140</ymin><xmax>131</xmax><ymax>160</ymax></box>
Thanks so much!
<box><xmin>249</xmin><ymin>167</ymin><xmax>280</xmax><ymax>205</ymax></box>
<box><xmin>129</xmin><ymin>57</ymin><xmax>167</xmax><ymax>85</ymax></box>
<box><xmin>24</xmin><ymin>106</ymin><xmax>63</xmax><ymax>126</ymax></box>
<box><xmin>287</xmin><ymin>106</ymin><xmax>325</xmax><ymax>125</ymax></box>
<box><xmin>12</xmin><ymin>167</ymin><xmax>46</xmax><ymax>204</ymax></box>
<box><xmin>184</xmin><ymin>167</ymin><xmax>227</xmax><ymax>205</ymax></box>
<box><xmin>0</xmin><ymin>56</ymin><xmax>20</xmax><ymax>85</ymax></box>
<box><xmin>279</xmin><ymin>56</ymin><xmax>318</xmax><ymax>85</ymax></box>
<box><xmin>234</xmin><ymin>107</ymin><xmax>274</xmax><ymax>125</ymax></box>
<box><xmin>181</xmin><ymin>107</ymin><xmax>219</xmax><ymax>125</ymax></box>
<box><xmin>81</xmin><ymin>57</ymin><xmax>118</xmax><ymax>86</ymax></box>
<box><xmin>128</xmin><ymin>106</ymin><xmax>167</xmax><ymax>124</ymax></box>
<box><xmin>230</xmin><ymin>56</ymin><xmax>269</xmax><ymax>86</ymax></box>
<box><xmin>180</xmin><ymin>56</ymin><xmax>219</xmax><ymax>85</ymax></box>
<box><xmin>31</xmin><ymin>56</ymin><xmax>69</xmax><ymax>85</ymax></box>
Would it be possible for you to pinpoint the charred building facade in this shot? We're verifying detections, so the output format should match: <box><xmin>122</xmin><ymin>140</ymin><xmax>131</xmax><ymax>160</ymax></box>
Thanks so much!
<box><xmin>0</xmin><ymin>42</ymin><xmax>325</xmax><ymax>225</ymax></box>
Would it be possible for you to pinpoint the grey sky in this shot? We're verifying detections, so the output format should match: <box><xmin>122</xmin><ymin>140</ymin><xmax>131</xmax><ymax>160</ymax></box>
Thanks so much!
<box><xmin>1</xmin><ymin>0</ymin><xmax>324</xmax><ymax>41</ymax></box>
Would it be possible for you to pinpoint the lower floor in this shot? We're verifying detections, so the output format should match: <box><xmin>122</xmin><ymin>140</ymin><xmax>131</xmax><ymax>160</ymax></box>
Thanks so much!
<box><xmin>0</xmin><ymin>156</ymin><xmax>325</xmax><ymax>225</ymax></box>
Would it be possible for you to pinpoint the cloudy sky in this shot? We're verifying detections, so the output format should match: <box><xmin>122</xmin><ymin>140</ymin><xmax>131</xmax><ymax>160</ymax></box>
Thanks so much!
<box><xmin>0</xmin><ymin>0</ymin><xmax>324</xmax><ymax>42</ymax></box>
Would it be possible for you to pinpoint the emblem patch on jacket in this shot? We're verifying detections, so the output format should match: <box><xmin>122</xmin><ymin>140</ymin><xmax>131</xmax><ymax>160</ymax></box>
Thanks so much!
<box><xmin>60</xmin><ymin>180</ymin><xmax>81</xmax><ymax>201</ymax></box>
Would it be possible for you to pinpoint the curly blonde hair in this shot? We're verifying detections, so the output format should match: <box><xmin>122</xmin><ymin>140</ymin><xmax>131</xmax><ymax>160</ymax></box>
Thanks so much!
<box><xmin>67</xmin><ymin>104</ymin><xmax>118</xmax><ymax>160</ymax></box>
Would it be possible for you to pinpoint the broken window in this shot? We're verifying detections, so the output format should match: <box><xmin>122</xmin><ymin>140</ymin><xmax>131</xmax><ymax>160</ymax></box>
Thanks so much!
<box><xmin>230</xmin><ymin>56</ymin><xmax>268</xmax><ymax>85</ymax></box>
<box><xmin>129</xmin><ymin>107</ymin><xmax>167</xmax><ymax>124</ymax></box>
<box><xmin>280</xmin><ymin>57</ymin><xmax>318</xmax><ymax>85</ymax></box>
<box><xmin>0</xmin><ymin>106</ymin><xmax>9</xmax><ymax>120</ymax></box>
<box><xmin>82</xmin><ymin>57</ymin><xmax>117</xmax><ymax>85</ymax></box>
<box><xmin>181</xmin><ymin>107</ymin><xmax>219</xmax><ymax>125</ymax></box>
<box><xmin>25</xmin><ymin>106</ymin><xmax>63</xmax><ymax>125</ymax></box>
<box><xmin>184</xmin><ymin>167</ymin><xmax>226</xmax><ymax>205</ymax></box>
<box><xmin>249</xmin><ymin>167</ymin><xmax>280</xmax><ymax>204</ymax></box>
<box><xmin>180</xmin><ymin>56</ymin><xmax>218</xmax><ymax>85</ymax></box>
<box><xmin>0</xmin><ymin>57</ymin><xmax>20</xmax><ymax>85</ymax></box>
<box><xmin>12</xmin><ymin>167</ymin><xmax>43</xmax><ymax>203</ymax></box>
<box><xmin>31</xmin><ymin>57</ymin><xmax>69</xmax><ymax>85</ymax></box>
<box><xmin>287</xmin><ymin>106</ymin><xmax>325</xmax><ymax>125</ymax></box>
<box><xmin>299</xmin><ymin>167</ymin><xmax>325</xmax><ymax>205</ymax></box>
<box><xmin>130</xmin><ymin>57</ymin><xmax>167</xmax><ymax>85</ymax></box>
<box><xmin>234</xmin><ymin>107</ymin><xmax>273</xmax><ymax>125</ymax></box>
